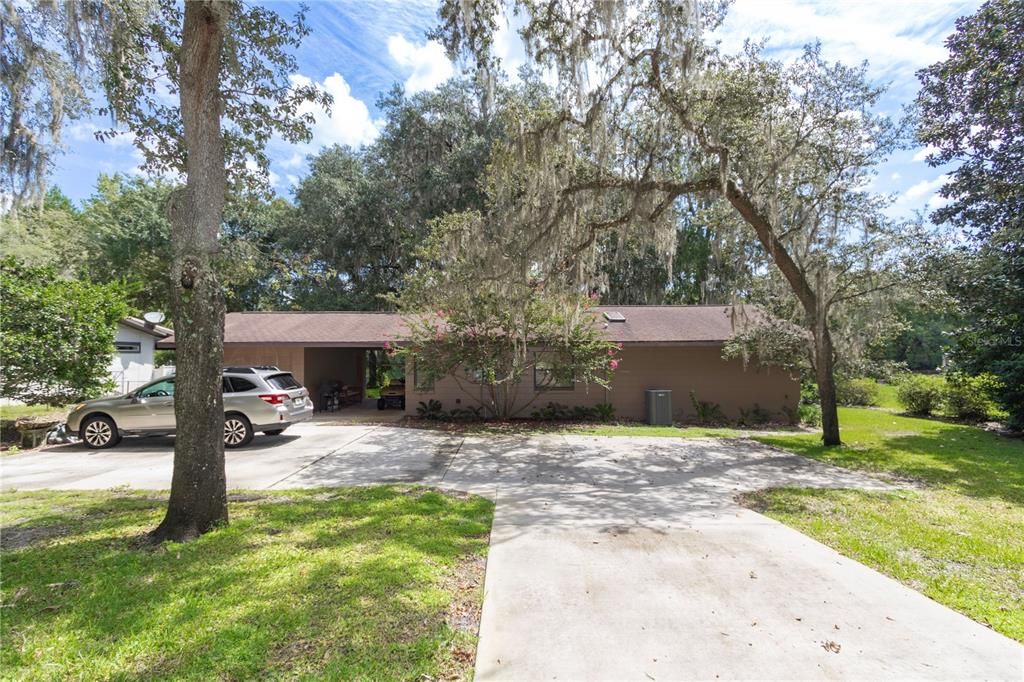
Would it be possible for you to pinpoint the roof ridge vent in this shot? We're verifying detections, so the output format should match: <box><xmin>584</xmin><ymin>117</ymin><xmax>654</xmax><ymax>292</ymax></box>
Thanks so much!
<box><xmin>603</xmin><ymin>311</ymin><xmax>626</xmax><ymax>322</ymax></box>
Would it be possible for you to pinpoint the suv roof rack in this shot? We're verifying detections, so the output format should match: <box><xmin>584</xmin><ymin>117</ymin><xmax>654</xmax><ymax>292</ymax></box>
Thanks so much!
<box><xmin>223</xmin><ymin>365</ymin><xmax>280</xmax><ymax>374</ymax></box>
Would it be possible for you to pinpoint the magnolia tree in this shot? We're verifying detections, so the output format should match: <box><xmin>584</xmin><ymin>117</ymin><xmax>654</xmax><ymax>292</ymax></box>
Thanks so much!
<box><xmin>0</xmin><ymin>258</ymin><xmax>129</xmax><ymax>405</ymax></box>
<box><xmin>396</xmin><ymin>210</ymin><xmax>620</xmax><ymax>419</ymax></box>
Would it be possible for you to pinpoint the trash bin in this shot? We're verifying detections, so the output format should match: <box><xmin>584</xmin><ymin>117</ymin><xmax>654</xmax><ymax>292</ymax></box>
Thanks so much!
<box><xmin>645</xmin><ymin>389</ymin><xmax>672</xmax><ymax>425</ymax></box>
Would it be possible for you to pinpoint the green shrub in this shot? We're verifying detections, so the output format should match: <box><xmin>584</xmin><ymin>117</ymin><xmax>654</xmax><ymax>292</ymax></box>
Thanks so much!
<box><xmin>799</xmin><ymin>379</ymin><xmax>819</xmax><ymax>405</ymax></box>
<box><xmin>943</xmin><ymin>372</ymin><xmax>1001</xmax><ymax>422</ymax></box>
<box><xmin>570</xmin><ymin>405</ymin><xmax>592</xmax><ymax>421</ymax></box>
<box><xmin>738</xmin><ymin>404</ymin><xmax>772</xmax><ymax>426</ymax></box>
<box><xmin>896</xmin><ymin>375</ymin><xmax>944</xmax><ymax>416</ymax></box>
<box><xmin>448</xmin><ymin>406</ymin><xmax>484</xmax><ymax>422</ymax></box>
<box><xmin>860</xmin><ymin>359</ymin><xmax>911</xmax><ymax>384</ymax></box>
<box><xmin>690</xmin><ymin>390</ymin><xmax>725</xmax><ymax>424</ymax></box>
<box><xmin>798</xmin><ymin>403</ymin><xmax>822</xmax><ymax>427</ymax></box>
<box><xmin>529</xmin><ymin>402</ymin><xmax>612</xmax><ymax>422</ymax></box>
<box><xmin>836</xmin><ymin>377</ymin><xmax>880</xmax><ymax>406</ymax></box>
<box><xmin>531</xmin><ymin>402</ymin><xmax>567</xmax><ymax>420</ymax></box>
<box><xmin>416</xmin><ymin>399</ymin><xmax>446</xmax><ymax>420</ymax></box>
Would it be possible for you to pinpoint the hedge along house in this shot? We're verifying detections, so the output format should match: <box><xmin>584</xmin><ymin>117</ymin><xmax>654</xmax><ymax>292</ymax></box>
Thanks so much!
<box><xmin>158</xmin><ymin>306</ymin><xmax>798</xmax><ymax>422</ymax></box>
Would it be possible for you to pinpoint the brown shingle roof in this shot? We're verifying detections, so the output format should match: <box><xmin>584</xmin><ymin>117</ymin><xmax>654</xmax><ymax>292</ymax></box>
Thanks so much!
<box><xmin>158</xmin><ymin>305</ymin><xmax>750</xmax><ymax>349</ymax></box>
<box><xmin>593</xmin><ymin>305</ymin><xmax>745</xmax><ymax>344</ymax></box>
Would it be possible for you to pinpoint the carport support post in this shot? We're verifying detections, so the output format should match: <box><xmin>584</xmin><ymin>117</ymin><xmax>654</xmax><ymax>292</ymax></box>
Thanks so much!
<box><xmin>150</xmin><ymin>0</ymin><xmax>230</xmax><ymax>542</ymax></box>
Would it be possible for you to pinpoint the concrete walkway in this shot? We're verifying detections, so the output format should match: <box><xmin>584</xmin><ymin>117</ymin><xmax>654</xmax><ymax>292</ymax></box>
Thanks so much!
<box><xmin>3</xmin><ymin>424</ymin><xmax>1022</xmax><ymax>679</ymax></box>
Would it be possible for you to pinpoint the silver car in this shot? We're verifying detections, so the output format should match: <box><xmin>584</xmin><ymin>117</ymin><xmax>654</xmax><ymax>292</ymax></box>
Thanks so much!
<box><xmin>67</xmin><ymin>366</ymin><xmax>313</xmax><ymax>449</ymax></box>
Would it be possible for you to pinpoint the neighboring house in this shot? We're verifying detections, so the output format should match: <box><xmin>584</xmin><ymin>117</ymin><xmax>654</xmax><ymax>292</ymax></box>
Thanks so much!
<box><xmin>109</xmin><ymin>317</ymin><xmax>173</xmax><ymax>395</ymax></box>
<box><xmin>159</xmin><ymin>306</ymin><xmax>798</xmax><ymax>422</ymax></box>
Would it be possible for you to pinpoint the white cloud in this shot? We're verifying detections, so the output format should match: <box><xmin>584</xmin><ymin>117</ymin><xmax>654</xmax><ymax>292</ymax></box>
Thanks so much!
<box><xmin>927</xmin><ymin>191</ymin><xmax>951</xmax><ymax>210</ymax></box>
<box><xmin>912</xmin><ymin>145</ymin><xmax>941</xmax><ymax>162</ymax></box>
<box><xmin>890</xmin><ymin>172</ymin><xmax>901</xmax><ymax>180</ymax></box>
<box><xmin>902</xmin><ymin>174</ymin><xmax>948</xmax><ymax>202</ymax></box>
<box><xmin>68</xmin><ymin>122</ymin><xmax>137</xmax><ymax>149</ymax></box>
<box><xmin>280</xmin><ymin>152</ymin><xmax>305</xmax><ymax>169</ymax></box>
<box><xmin>492</xmin><ymin>10</ymin><xmax>529</xmax><ymax>78</ymax></box>
<box><xmin>387</xmin><ymin>35</ymin><xmax>454</xmax><ymax>93</ymax></box>
<box><xmin>895</xmin><ymin>173</ymin><xmax>949</xmax><ymax>209</ymax></box>
<box><xmin>290</xmin><ymin>73</ymin><xmax>380</xmax><ymax>149</ymax></box>
<box><xmin>713</xmin><ymin>0</ymin><xmax>960</xmax><ymax>77</ymax></box>
<box><xmin>67</xmin><ymin>121</ymin><xmax>99</xmax><ymax>142</ymax></box>
<box><xmin>245</xmin><ymin>158</ymin><xmax>281</xmax><ymax>189</ymax></box>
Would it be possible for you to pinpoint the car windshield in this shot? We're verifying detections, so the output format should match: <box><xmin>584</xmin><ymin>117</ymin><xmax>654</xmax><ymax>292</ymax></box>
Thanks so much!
<box><xmin>265</xmin><ymin>373</ymin><xmax>300</xmax><ymax>390</ymax></box>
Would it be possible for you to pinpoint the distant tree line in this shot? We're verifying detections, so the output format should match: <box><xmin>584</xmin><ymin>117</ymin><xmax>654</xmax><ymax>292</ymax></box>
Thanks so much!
<box><xmin>0</xmin><ymin>70</ymin><xmax>990</xmax><ymax>410</ymax></box>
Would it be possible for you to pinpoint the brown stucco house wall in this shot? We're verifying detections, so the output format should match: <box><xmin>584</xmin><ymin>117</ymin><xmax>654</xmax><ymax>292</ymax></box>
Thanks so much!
<box><xmin>405</xmin><ymin>307</ymin><xmax>798</xmax><ymax>422</ymax></box>
<box><xmin>160</xmin><ymin>305</ymin><xmax>798</xmax><ymax>422</ymax></box>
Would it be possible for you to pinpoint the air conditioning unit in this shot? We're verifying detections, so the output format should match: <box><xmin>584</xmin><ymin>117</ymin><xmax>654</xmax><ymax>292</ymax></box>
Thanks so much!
<box><xmin>645</xmin><ymin>389</ymin><xmax>672</xmax><ymax>425</ymax></box>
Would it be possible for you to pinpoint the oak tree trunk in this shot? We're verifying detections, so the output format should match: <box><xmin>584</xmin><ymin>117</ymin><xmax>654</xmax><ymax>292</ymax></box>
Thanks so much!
<box><xmin>813</xmin><ymin>323</ymin><xmax>842</xmax><ymax>446</ymax></box>
<box><xmin>726</xmin><ymin>182</ymin><xmax>842</xmax><ymax>446</ymax></box>
<box><xmin>151</xmin><ymin>0</ymin><xmax>229</xmax><ymax>542</ymax></box>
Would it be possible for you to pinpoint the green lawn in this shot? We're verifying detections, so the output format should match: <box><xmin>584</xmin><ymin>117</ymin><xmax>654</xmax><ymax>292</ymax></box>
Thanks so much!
<box><xmin>874</xmin><ymin>382</ymin><xmax>901</xmax><ymax>409</ymax></box>
<box><xmin>0</xmin><ymin>487</ymin><xmax>493</xmax><ymax>680</ymax></box>
<box><xmin>419</xmin><ymin>420</ymin><xmax>807</xmax><ymax>439</ymax></box>
<box><xmin>745</xmin><ymin>407</ymin><xmax>1024</xmax><ymax>641</ymax></box>
<box><xmin>568</xmin><ymin>423</ymin><xmax>742</xmax><ymax>438</ymax></box>
<box><xmin>0</xmin><ymin>404</ymin><xmax>67</xmax><ymax>420</ymax></box>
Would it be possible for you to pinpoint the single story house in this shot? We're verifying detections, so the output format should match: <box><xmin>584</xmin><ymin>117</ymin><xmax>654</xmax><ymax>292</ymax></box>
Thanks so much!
<box><xmin>109</xmin><ymin>316</ymin><xmax>173</xmax><ymax>395</ymax></box>
<box><xmin>159</xmin><ymin>306</ymin><xmax>798</xmax><ymax>422</ymax></box>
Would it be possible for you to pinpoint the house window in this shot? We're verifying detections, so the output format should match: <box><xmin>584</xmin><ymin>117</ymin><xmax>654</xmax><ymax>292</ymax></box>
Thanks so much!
<box><xmin>115</xmin><ymin>341</ymin><xmax>141</xmax><ymax>354</ymax></box>
<box><xmin>534</xmin><ymin>355</ymin><xmax>574</xmax><ymax>390</ymax></box>
<box><xmin>414</xmin><ymin>362</ymin><xmax>434</xmax><ymax>392</ymax></box>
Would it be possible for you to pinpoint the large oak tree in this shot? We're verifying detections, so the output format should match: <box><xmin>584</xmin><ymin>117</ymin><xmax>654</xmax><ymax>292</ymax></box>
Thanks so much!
<box><xmin>433</xmin><ymin>0</ymin><xmax>905</xmax><ymax>445</ymax></box>
<box><xmin>2</xmin><ymin>0</ymin><xmax>329</xmax><ymax>540</ymax></box>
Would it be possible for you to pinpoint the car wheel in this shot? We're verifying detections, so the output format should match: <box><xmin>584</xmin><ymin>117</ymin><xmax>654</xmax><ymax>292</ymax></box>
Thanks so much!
<box><xmin>263</xmin><ymin>429</ymin><xmax>284</xmax><ymax>436</ymax></box>
<box><xmin>80</xmin><ymin>415</ymin><xmax>120</xmax><ymax>449</ymax></box>
<box><xmin>224</xmin><ymin>413</ymin><xmax>254</xmax><ymax>448</ymax></box>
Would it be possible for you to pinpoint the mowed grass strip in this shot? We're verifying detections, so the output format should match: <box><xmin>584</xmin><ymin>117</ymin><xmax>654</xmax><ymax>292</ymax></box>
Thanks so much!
<box><xmin>874</xmin><ymin>382</ymin><xmax>901</xmax><ymax>410</ymax></box>
<box><xmin>0</xmin><ymin>486</ymin><xmax>494</xmax><ymax>680</ymax></box>
<box><xmin>745</xmin><ymin>407</ymin><xmax>1024</xmax><ymax>642</ymax></box>
<box><xmin>571</xmin><ymin>423</ymin><xmax>742</xmax><ymax>438</ymax></box>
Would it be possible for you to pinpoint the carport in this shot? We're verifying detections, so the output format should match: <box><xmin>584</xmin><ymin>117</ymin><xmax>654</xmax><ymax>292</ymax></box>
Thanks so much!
<box><xmin>157</xmin><ymin>311</ymin><xmax>407</xmax><ymax>412</ymax></box>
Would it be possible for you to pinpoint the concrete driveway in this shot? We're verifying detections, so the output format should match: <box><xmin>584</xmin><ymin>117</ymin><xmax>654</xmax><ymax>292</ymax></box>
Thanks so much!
<box><xmin>2</xmin><ymin>423</ymin><xmax>1021</xmax><ymax>679</ymax></box>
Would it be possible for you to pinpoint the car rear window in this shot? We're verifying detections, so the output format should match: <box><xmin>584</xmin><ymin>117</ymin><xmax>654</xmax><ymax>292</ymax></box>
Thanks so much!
<box><xmin>265</xmin><ymin>373</ymin><xmax>301</xmax><ymax>390</ymax></box>
<box><xmin>227</xmin><ymin>377</ymin><xmax>258</xmax><ymax>392</ymax></box>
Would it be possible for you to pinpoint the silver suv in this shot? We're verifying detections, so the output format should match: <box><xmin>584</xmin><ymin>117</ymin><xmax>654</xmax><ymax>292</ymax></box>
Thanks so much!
<box><xmin>67</xmin><ymin>366</ymin><xmax>313</xmax><ymax>449</ymax></box>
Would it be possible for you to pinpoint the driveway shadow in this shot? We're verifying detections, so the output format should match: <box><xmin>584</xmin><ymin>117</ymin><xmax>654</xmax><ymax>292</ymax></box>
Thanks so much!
<box><xmin>42</xmin><ymin>433</ymin><xmax>304</xmax><ymax>455</ymax></box>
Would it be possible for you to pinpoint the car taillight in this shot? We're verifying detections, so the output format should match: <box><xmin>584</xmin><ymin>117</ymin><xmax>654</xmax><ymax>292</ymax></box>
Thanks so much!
<box><xmin>258</xmin><ymin>393</ymin><xmax>288</xmax><ymax>405</ymax></box>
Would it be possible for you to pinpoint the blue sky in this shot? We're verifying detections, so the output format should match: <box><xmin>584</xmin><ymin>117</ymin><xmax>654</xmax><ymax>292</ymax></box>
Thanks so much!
<box><xmin>52</xmin><ymin>0</ymin><xmax>978</xmax><ymax>221</ymax></box>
